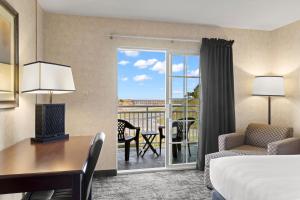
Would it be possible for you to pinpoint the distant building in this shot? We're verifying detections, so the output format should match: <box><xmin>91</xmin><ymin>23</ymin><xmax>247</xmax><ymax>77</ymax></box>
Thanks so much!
<box><xmin>119</xmin><ymin>99</ymin><xmax>165</xmax><ymax>106</ymax></box>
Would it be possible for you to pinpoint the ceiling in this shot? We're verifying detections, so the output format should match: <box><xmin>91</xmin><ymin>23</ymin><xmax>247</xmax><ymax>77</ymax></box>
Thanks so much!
<box><xmin>38</xmin><ymin>0</ymin><xmax>300</xmax><ymax>31</ymax></box>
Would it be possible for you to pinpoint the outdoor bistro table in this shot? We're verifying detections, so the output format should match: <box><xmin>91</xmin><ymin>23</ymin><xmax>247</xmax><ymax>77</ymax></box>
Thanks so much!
<box><xmin>139</xmin><ymin>131</ymin><xmax>159</xmax><ymax>157</ymax></box>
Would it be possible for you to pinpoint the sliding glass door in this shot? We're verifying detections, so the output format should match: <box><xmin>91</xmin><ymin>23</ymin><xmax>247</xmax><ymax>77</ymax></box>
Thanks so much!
<box><xmin>166</xmin><ymin>53</ymin><xmax>200</xmax><ymax>166</ymax></box>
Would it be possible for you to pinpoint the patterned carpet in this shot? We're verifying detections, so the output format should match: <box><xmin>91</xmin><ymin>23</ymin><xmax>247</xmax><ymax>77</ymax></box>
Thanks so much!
<box><xmin>93</xmin><ymin>170</ymin><xmax>212</xmax><ymax>200</ymax></box>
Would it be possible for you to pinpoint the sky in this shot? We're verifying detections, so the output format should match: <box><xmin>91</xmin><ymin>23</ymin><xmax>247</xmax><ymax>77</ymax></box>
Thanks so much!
<box><xmin>118</xmin><ymin>49</ymin><xmax>200</xmax><ymax>100</ymax></box>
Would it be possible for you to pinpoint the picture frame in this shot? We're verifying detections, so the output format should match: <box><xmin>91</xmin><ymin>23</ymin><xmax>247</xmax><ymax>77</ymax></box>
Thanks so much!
<box><xmin>0</xmin><ymin>0</ymin><xmax>19</xmax><ymax>109</ymax></box>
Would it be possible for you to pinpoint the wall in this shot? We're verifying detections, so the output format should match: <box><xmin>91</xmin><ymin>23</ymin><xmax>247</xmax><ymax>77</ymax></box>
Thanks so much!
<box><xmin>43</xmin><ymin>13</ymin><xmax>273</xmax><ymax>171</ymax></box>
<box><xmin>0</xmin><ymin>0</ymin><xmax>44</xmax><ymax>199</ymax></box>
<box><xmin>0</xmin><ymin>0</ymin><xmax>44</xmax><ymax>149</ymax></box>
<box><xmin>271</xmin><ymin>21</ymin><xmax>300</xmax><ymax>135</ymax></box>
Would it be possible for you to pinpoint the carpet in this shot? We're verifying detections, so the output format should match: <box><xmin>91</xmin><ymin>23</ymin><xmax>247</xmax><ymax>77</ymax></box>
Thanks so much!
<box><xmin>93</xmin><ymin>170</ymin><xmax>212</xmax><ymax>200</ymax></box>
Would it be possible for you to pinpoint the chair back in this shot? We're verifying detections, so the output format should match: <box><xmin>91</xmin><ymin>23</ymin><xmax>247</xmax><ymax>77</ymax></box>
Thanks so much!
<box><xmin>245</xmin><ymin>123</ymin><xmax>293</xmax><ymax>148</ymax></box>
<box><xmin>82</xmin><ymin>132</ymin><xmax>105</xmax><ymax>200</ymax></box>
<box><xmin>118</xmin><ymin>119</ymin><xmax>137</xmax><ymax>142</ymax></box>
<box><xmin>173</xmin><ymin>117</ymin><xmax>195</xmax><ymax>140</ymax></box>
<box><xmin>118</xmin><ymin>119</ymin><xmax>127</xmax><ymax>142</ymax></box>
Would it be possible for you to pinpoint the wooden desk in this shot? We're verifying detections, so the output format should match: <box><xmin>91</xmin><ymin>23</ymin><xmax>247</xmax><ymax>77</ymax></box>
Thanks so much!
<box><xmin>0</xmin><ymin>136</ymin><xmax>93</xmax><ymax>200</ymax></box>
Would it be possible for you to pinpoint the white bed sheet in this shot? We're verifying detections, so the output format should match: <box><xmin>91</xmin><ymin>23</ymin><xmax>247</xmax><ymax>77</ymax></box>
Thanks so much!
<box><xmin>210</xmin><ymin>155</ymin><xmax>300</xmax><ymax>200</ymax></box>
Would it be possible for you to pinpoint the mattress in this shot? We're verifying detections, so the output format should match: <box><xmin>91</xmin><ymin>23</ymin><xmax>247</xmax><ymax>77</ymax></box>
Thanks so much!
<box><xmin>210</xmin><ymin>155</ymin><xmax>300</xmax><ymax>200</ymax></box>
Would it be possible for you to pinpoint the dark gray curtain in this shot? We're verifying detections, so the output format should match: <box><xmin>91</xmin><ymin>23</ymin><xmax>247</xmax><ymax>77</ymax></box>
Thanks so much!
<box><xmin>197</xmin><ymin>38</ymin><xmax>236</xmax><ymax>170</ymax></box>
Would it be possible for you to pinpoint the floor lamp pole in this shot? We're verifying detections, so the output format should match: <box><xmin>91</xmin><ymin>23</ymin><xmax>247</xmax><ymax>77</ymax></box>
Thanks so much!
<box><xmin>268</xmin><ymin>96</ymin><xmax>271</xmax><ymax>125</ymax></box>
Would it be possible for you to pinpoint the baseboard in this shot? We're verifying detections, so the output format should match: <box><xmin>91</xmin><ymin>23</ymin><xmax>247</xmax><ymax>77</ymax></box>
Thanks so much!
<box><xmin>94</xmin><ymin>169</ymin><xmax>117</xmax><ymax>177</ymax></box>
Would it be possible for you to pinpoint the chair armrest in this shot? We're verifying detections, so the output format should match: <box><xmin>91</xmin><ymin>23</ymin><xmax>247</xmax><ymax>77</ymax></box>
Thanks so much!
<box><xmin>126</xmin><ymin>124</ymin><xmax>140</xmax><ymax>138</ymax></box>
<box><xmin>268</xmin><ymin>137</ymin><xmax>300</xmax><ymax>155</ymax></box>
<box><xmin>134</xmin><ymin>127</ymin><xmax>140</xmax><ymax>138</ymax></box>
<box><xmin>158</xmin><ymin>126</ymin><xmax>165</xmax><ymax>137</ymax></box>
<box><xmin>218</xmin><ymin>133</ymin><xmax>245</xmax><ymax>151</ymax></box>
<box><xmin>127</xmin><ymin>123</ymin><xmax>140</xmax><ymax>130</ymax></box>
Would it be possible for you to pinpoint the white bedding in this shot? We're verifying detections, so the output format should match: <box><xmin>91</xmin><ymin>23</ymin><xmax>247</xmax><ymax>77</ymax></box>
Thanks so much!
<box><xmin>210</xmin><ymin>155</ymin><xmax>300</xmax><ymax>200</ymax></box>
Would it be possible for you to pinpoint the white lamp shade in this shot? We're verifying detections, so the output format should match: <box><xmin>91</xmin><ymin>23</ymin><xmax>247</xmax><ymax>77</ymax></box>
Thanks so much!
<box><xmin>22</xmin><ymin>61</ymin><xmax>75</xmax><ymax>94</ymax></box>
<box><xmin>253</xmin><ymin>76</ymin><xmax>285</xmax><ymax>96</ymax></box>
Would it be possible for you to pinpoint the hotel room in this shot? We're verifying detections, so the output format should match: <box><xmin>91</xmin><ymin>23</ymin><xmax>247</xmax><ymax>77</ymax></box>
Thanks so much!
<box><xmin>0</xmin><ymin>0</ymin><xmax>300</xmax><ymax>199</ymax></box>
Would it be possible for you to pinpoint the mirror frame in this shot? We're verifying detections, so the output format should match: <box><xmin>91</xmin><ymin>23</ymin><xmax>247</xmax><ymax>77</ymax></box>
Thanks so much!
<box><xmin>0</xmin><ymin>0</ymin><xmax>19</xmax><ymax>109</ymax></box>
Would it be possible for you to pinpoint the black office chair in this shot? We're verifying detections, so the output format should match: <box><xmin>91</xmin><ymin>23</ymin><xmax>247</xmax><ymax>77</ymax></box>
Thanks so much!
<box><xmin>23</xmin><ymin>132</ymin><xmax>105</xmax><ymax>200</ymax></box>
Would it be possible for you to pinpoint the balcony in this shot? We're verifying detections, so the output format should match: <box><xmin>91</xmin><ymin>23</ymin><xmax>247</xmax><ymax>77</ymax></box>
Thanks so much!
<box><xmin>118</xmin><ymin>104</ymin><xmax>198</xmax><ymax>170</ymax></box>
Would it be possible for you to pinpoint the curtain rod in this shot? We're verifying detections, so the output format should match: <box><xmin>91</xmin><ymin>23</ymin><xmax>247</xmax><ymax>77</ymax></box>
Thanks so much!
<box><xmin>107</xmin><ymin>34</ymin><xmax>202</xmax><ymax>43</ymax></box>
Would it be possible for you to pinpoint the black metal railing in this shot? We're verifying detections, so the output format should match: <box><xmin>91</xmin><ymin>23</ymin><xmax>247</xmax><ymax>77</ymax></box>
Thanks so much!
<box><xmin>118</xmin><ymin>105</ymin><xmax>198</xmax><ymax>145</ymax></box>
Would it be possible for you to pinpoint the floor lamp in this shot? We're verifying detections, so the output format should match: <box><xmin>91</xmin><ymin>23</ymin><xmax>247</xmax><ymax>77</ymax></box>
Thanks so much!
<box><xmin>252</xmin><ymin>76</ymin><xmax>285</xmax><ymax>125</ymax></box>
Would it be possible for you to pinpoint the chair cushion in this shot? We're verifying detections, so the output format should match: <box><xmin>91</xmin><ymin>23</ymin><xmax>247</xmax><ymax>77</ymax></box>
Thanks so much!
<box><xmin>231</xmin><ymin>145</ymin><xmax>267</xmax><ymax>155</ymax></box>
<box><xmin>245</xmin><ymin>123</ymin><xmax>293</xmax><ymax>148</ymax></box>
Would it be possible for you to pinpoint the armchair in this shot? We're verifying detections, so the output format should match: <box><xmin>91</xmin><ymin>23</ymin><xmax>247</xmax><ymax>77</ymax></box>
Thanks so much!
<box><xmin>205</xmin><ymin>123</ymin><xmax>299</xmax><ymax>189</ymax></box>
<box><xmin>218</xmin><ymin>123</ymin><xmax>299</xmax><ymax>155</ymax></box>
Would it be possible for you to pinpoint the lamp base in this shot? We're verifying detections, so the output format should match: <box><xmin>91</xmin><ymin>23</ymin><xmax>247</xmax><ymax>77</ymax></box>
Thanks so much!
<box><xmin>34</xmin><ymin>104</ymin><xmax>68</xmax><ymax>143</ymax></box>
<box><xmin>31</xmin><ymin>134</ymin><xmax>69</xmax><ymax>143</ymax></box>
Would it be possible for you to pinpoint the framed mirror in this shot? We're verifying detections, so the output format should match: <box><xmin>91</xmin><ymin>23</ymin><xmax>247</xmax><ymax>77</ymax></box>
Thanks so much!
<box><xmin>0</xmin><ymin>0</ymin><xmax>19</xmax><ymax>109</ymax></box>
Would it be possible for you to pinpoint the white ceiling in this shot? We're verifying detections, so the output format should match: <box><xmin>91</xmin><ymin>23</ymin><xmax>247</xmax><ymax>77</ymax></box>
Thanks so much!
<box><xmin>38</xmin><ymin>0</ymin><xmax>300</xmax><ymax>30</ymax></box>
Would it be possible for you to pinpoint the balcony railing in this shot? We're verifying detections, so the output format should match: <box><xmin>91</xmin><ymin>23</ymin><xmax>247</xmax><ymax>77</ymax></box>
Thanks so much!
<box><xmin>118</xmin><ymin>105</ymin><xmax>198</xmax><ymax>144</ymax></box>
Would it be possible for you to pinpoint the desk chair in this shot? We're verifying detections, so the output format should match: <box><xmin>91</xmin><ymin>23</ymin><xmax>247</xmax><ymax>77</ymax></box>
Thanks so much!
<box><xmin>23</xmin><ymin>132</ymin><xmax>105</xmax><ymax>200</ymax></box>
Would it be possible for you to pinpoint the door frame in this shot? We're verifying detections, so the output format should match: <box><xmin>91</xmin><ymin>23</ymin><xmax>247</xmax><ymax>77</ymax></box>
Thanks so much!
<box><xmin>116</xmin><ymin>47</ymin><xmax>200</xmax><ymax>172</ymax></box>
<box><xmin>165</xmin><ymin>51</ymin><xmax>200</xmax><ymax>169</ymax></box>
<box><xmin>117</xmin><ymin>47</ymin><xmax>168</xmax><ymax>172</ymax></box>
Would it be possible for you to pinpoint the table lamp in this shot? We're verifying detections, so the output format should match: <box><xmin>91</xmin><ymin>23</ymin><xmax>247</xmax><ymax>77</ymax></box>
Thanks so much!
<box><xmin>22</xmin><ymin>61</ymin><xmax>75</xmax><ymax>142</ymax></box>
<box><xmin>252</xmin><ymin>76</ymin><xmax>285</xmax><ymax>124</ymax></box>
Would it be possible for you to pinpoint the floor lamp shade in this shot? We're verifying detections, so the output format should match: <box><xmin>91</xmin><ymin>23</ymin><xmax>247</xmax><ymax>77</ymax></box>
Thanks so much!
<box><xmin>253</xmin><ymin>76</ymin><xmax>285</xmax><ymax>96</ymax></box>
<box><xmin>22</xmin><ymin>61</ymin><xmax>75</xmax><ymax>94</ymax></box>
<box><xmin>252</xmin><ymin>76</ymin><xmax>285</xmax><ymax>125</ymax></box>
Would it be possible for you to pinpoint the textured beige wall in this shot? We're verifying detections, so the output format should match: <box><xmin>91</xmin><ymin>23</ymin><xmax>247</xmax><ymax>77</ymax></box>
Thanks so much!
<box><xmin>0</xmin><ymin>0</ymin><xmax>44</xmax><ymax>199</ymax></box>
<box><xmin>0</xmin><ymin>0</ymin><xmax>44</xmax><ymax>151</ymax></box>
<box><xmin>271</xmin><ymin>21</ymin><xmax>300</xmax><ymax>136</ymax></box>
<box><xmin>43</xmin><ymin>13</ymin><xmax>273</xmax><ymax>171</ymax></box>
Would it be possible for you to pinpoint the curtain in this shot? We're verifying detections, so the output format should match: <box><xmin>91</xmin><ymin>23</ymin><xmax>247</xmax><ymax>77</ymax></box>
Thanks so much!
<box><xmin>197</xmin><ymin>38</ymin><xmax>236</xmax><ymax>170</ymax></box>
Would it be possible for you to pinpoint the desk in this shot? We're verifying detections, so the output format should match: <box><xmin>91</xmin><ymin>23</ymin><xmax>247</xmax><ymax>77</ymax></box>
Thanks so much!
<box><xmin>0</xmin><ymin>136</ymin><xmax>93</xmax><ymax>200</ymax></box>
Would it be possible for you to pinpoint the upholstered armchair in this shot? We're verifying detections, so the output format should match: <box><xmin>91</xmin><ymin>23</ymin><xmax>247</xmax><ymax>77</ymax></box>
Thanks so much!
<box><xmin>219</xmin><ymin>123</ymin><xmax>300</xmax><ymax>155</ymax></box>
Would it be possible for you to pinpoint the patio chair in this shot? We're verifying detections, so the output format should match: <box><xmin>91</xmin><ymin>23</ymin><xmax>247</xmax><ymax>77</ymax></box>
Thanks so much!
<box><xmin>118</xmin><ymin>119</ymin><xmax>140</xmax><ymax>161</ymax></box>
<box><xmin>158</xmin><ymin>117</ymin><xmax>195</xmax><ymax>158</ymax></box>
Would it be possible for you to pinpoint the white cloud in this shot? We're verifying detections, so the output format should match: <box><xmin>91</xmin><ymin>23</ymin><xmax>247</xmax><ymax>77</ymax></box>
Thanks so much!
<box><xmin>151</xmin><ymin>61</ymin><xmax>184</xmax><ymax>74</ymax></box>
<box><xmin>121</xmin><ymin>50</ymin><xmax>139</xmax><ymax>57</ymax></box>
<box><xmin>173</xmin><ymin>90</ymin><xmax>182</xmax><ymax>94</ymax></box>
<box><xmin>189</xmin><ymin>68</ymin><xmax>199</xmax><ymax>76</ymax></box>
<box><xmin>172</xmin><ymin>63</ymin><xmax>184</xmax><ymax>72</ymax></box>
<box><xmin>151</xmin><ymin>61</ymin><xmax>166</xmax><ymax>74</ymax></box>
<box><xmin>121</xmin><ymin>77</ymin><xmax>128</xmax><ymax>81</ymax></box>
<box><xmin>134</xmin><ymin>59</ymin><xmax>158</xmax><ymax>69</ymax></box>
<box><xmin>118</xmin><ymin>60</ymin><xmax>129</xmax><ymax>66</ymax></box>
<box><xmin>133</xmin><ymin>74</ymin><xmax>152</xmax><ymax>82</ymax></box>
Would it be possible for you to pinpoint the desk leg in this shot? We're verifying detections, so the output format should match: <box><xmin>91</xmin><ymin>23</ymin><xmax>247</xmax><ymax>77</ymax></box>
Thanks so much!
<box><xmin>72</xmin><ymin>174</ymin><xmax>82</xmax><ymax>200</ymax></box>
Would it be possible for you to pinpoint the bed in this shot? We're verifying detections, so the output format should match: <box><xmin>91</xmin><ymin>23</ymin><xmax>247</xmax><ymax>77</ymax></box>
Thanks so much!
<box><xmin>210</xmin><ymin>155</ymin><xmax>300</xmax><ymax>200</ymax></box>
